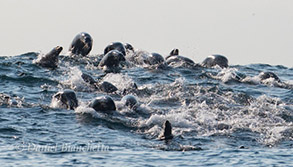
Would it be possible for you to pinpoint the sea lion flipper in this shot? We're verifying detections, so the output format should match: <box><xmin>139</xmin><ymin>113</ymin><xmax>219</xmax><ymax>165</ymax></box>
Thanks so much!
<box><xmin>160</xmin><ymin>120</ymin><xmax>174</xmax><ymax>140</ymax></box>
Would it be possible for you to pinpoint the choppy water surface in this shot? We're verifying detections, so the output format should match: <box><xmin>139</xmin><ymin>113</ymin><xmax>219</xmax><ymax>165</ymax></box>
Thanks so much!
<box><xmin>0</xmin><ymin>52</ymin><xmax>293</xmax><ymax>166</ymax></box>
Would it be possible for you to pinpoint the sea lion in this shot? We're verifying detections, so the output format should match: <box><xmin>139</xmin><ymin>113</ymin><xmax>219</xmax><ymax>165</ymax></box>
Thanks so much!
<box><xmin>89</xmin><ymin>96</ymin><xmax>116</xmax><ymax>112</ymax></box>
<box><xmin>124</xmin><ymin>43</ymin><xmax>135</xmax><ymax>56</ymax></box>
<box><xmin>168</xmin><ymin>48</ymin><xmax>179</xmax><ymax>56</ymax></box>
<box><xmin>81</xmin><ymin>73</ymin><xmax>118</xmax><ymax>93</ymax></box>
<box><xmin>97</xmin><ymin>81</ymin><xmax>118</xmax><ymax>93</ymax></box>
<box><xmin>99</xmin><ymin>50</ymin><xmax>126</xmax><ymax>69</ymax></box>
<box><xmin>128</xmin><ymin>51</ymin><xmax>165</xmax><ymax>66</ymax></box>
<box><xmin>259</xmin><ymin>72</ymin><xmax>281</xmax><ymax>82</ymax></box>
<box><xmin>201</xmin><ymin>54</ymin><xmax>228</xmax><ymax>68</ymax></box>
<box><xmin>0</xmin><ymin>93</ymin><xmax>10</xmax><ymax>105</ymax></box>
<box><xmin>0</xmin><ymin>93</ymin><xmax>18</xmax><ymax>106</ymax></box>
<box><xmin>81</xmin><ymin>73</ymin><xmax>97</xmax><ymax>85</ymax></box>
<box><xmin>104</xmin><ymin>42</ymin><xmax>126</xmax><ymax>56</ymax></box>
<box><xmin>52</xmin><ymin>90</ymin><xmax>78</xmax><ymax>110</ymax></box>
<box><xmin>69</xmin><ymin>32</ymin><xmax>93</xmax><ymax>56</ymax></box>
<box><xmin>121</xmin><ymin>95</ymin><xmax>138</xmax><ymax>109</ymax></box>
<box><xmin>35</xmin><ymin>46</ymin><xmax>63</xmax><ymax>69</ymax></box>
<box><xmin>124</xmin><ymin>43</ymin><xmax>134</xmax><ymax>52</ymax></box>
<box><xmin>165</xmin><ymin>49</ymin><xmax>195</xmax><ymax>66</ymax></box>
<box><xmin>160</xmin><ymin>120</ymin><xmax>174</xmax><ymax>140</ymax></box>
<box><xmin>146</xmin><ymin>53</ymin><xmax>165</xmax><ymax>65</ymax></box>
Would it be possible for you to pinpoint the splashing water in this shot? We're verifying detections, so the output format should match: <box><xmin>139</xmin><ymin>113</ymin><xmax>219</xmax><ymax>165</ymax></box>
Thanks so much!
<box><xmin>0</xmin><ymin>53</ymin><xmax>293</xmax><ymax>166</ymax></box>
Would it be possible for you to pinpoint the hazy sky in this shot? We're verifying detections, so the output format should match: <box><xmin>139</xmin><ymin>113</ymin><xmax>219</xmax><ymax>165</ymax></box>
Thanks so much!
<box><xmin>0</xmin><ymin>0</ymin><xmax>292</xmax><ymax>67</ymax></box>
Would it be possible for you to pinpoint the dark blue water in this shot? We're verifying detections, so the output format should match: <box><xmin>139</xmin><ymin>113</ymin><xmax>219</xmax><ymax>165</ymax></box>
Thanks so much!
<box><xmin>0</xmin><ymin>52</ymin><xmax>293</xmax><ymax>166</ymax></box>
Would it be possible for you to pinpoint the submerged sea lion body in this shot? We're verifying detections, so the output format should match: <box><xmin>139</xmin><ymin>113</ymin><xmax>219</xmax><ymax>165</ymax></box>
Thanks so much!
<box><xmin>259</xmin><ymin>72</ymin><xmax>281</xmax><ymax>82</ymax></box>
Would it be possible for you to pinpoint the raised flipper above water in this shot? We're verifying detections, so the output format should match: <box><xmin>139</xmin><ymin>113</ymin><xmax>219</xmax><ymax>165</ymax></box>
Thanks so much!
<box><xmin>160</xmin><ymin>120</ymin><xmax>174</xmax><ymax>140</ymax></box>
<box><xmin>169</xmin><ymin>48</ymin><xmax>179</xmax><ymax>57</ymax></box>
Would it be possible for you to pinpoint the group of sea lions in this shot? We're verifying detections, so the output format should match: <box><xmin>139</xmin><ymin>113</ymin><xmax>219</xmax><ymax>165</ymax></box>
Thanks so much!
<box><xmin>35</xmin><ymin>32</ymin><xmax>231</xmax><ymax>70</ymax></box>
<box><xmin>31</xmin><ymin>32</ymin><xmax>286</xmax><ymax>141</ymax></box>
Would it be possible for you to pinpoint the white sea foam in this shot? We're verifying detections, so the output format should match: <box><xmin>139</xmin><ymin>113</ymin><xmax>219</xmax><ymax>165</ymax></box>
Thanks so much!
<box><xmin>216</xmin><ymin>68</ymin><xmax>239</xmax><ymax>83</ymax></box>
<box><xmin>60</xmin><ymin>66</ymin><xmax>95</xmax><ymax>92</ymax></box>
<box><xmin>33</xmin><ymin>54</ymin><xmax>292</xmax><ymax>147</ymax></box>
<box><xmin>131</xmin><ymin>78</ymin><xmax>293</xmax><ymax>146</ymax></box>
<box><xmin>32</xmin><ymin>52</ymin><xmax>44</xmax><ymax>64</ymax></box>
<box><xmin>102</xmin><ymin>73</ymin><xmax>135</xmax><ymax>90</ymax></box>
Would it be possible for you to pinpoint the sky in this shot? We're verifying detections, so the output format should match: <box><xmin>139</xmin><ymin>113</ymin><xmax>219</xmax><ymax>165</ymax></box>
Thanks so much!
<box><xmin>0</xmin><ymin>0</ymin><xmax>292</xmax><ymax>67</ymax></box>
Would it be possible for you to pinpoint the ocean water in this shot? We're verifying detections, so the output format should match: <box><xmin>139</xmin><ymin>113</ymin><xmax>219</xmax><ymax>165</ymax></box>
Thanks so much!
<box><xmin>0</xmin><ymin>51</ymin><xmax>293</xmax><ymax>167</ymax></box>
